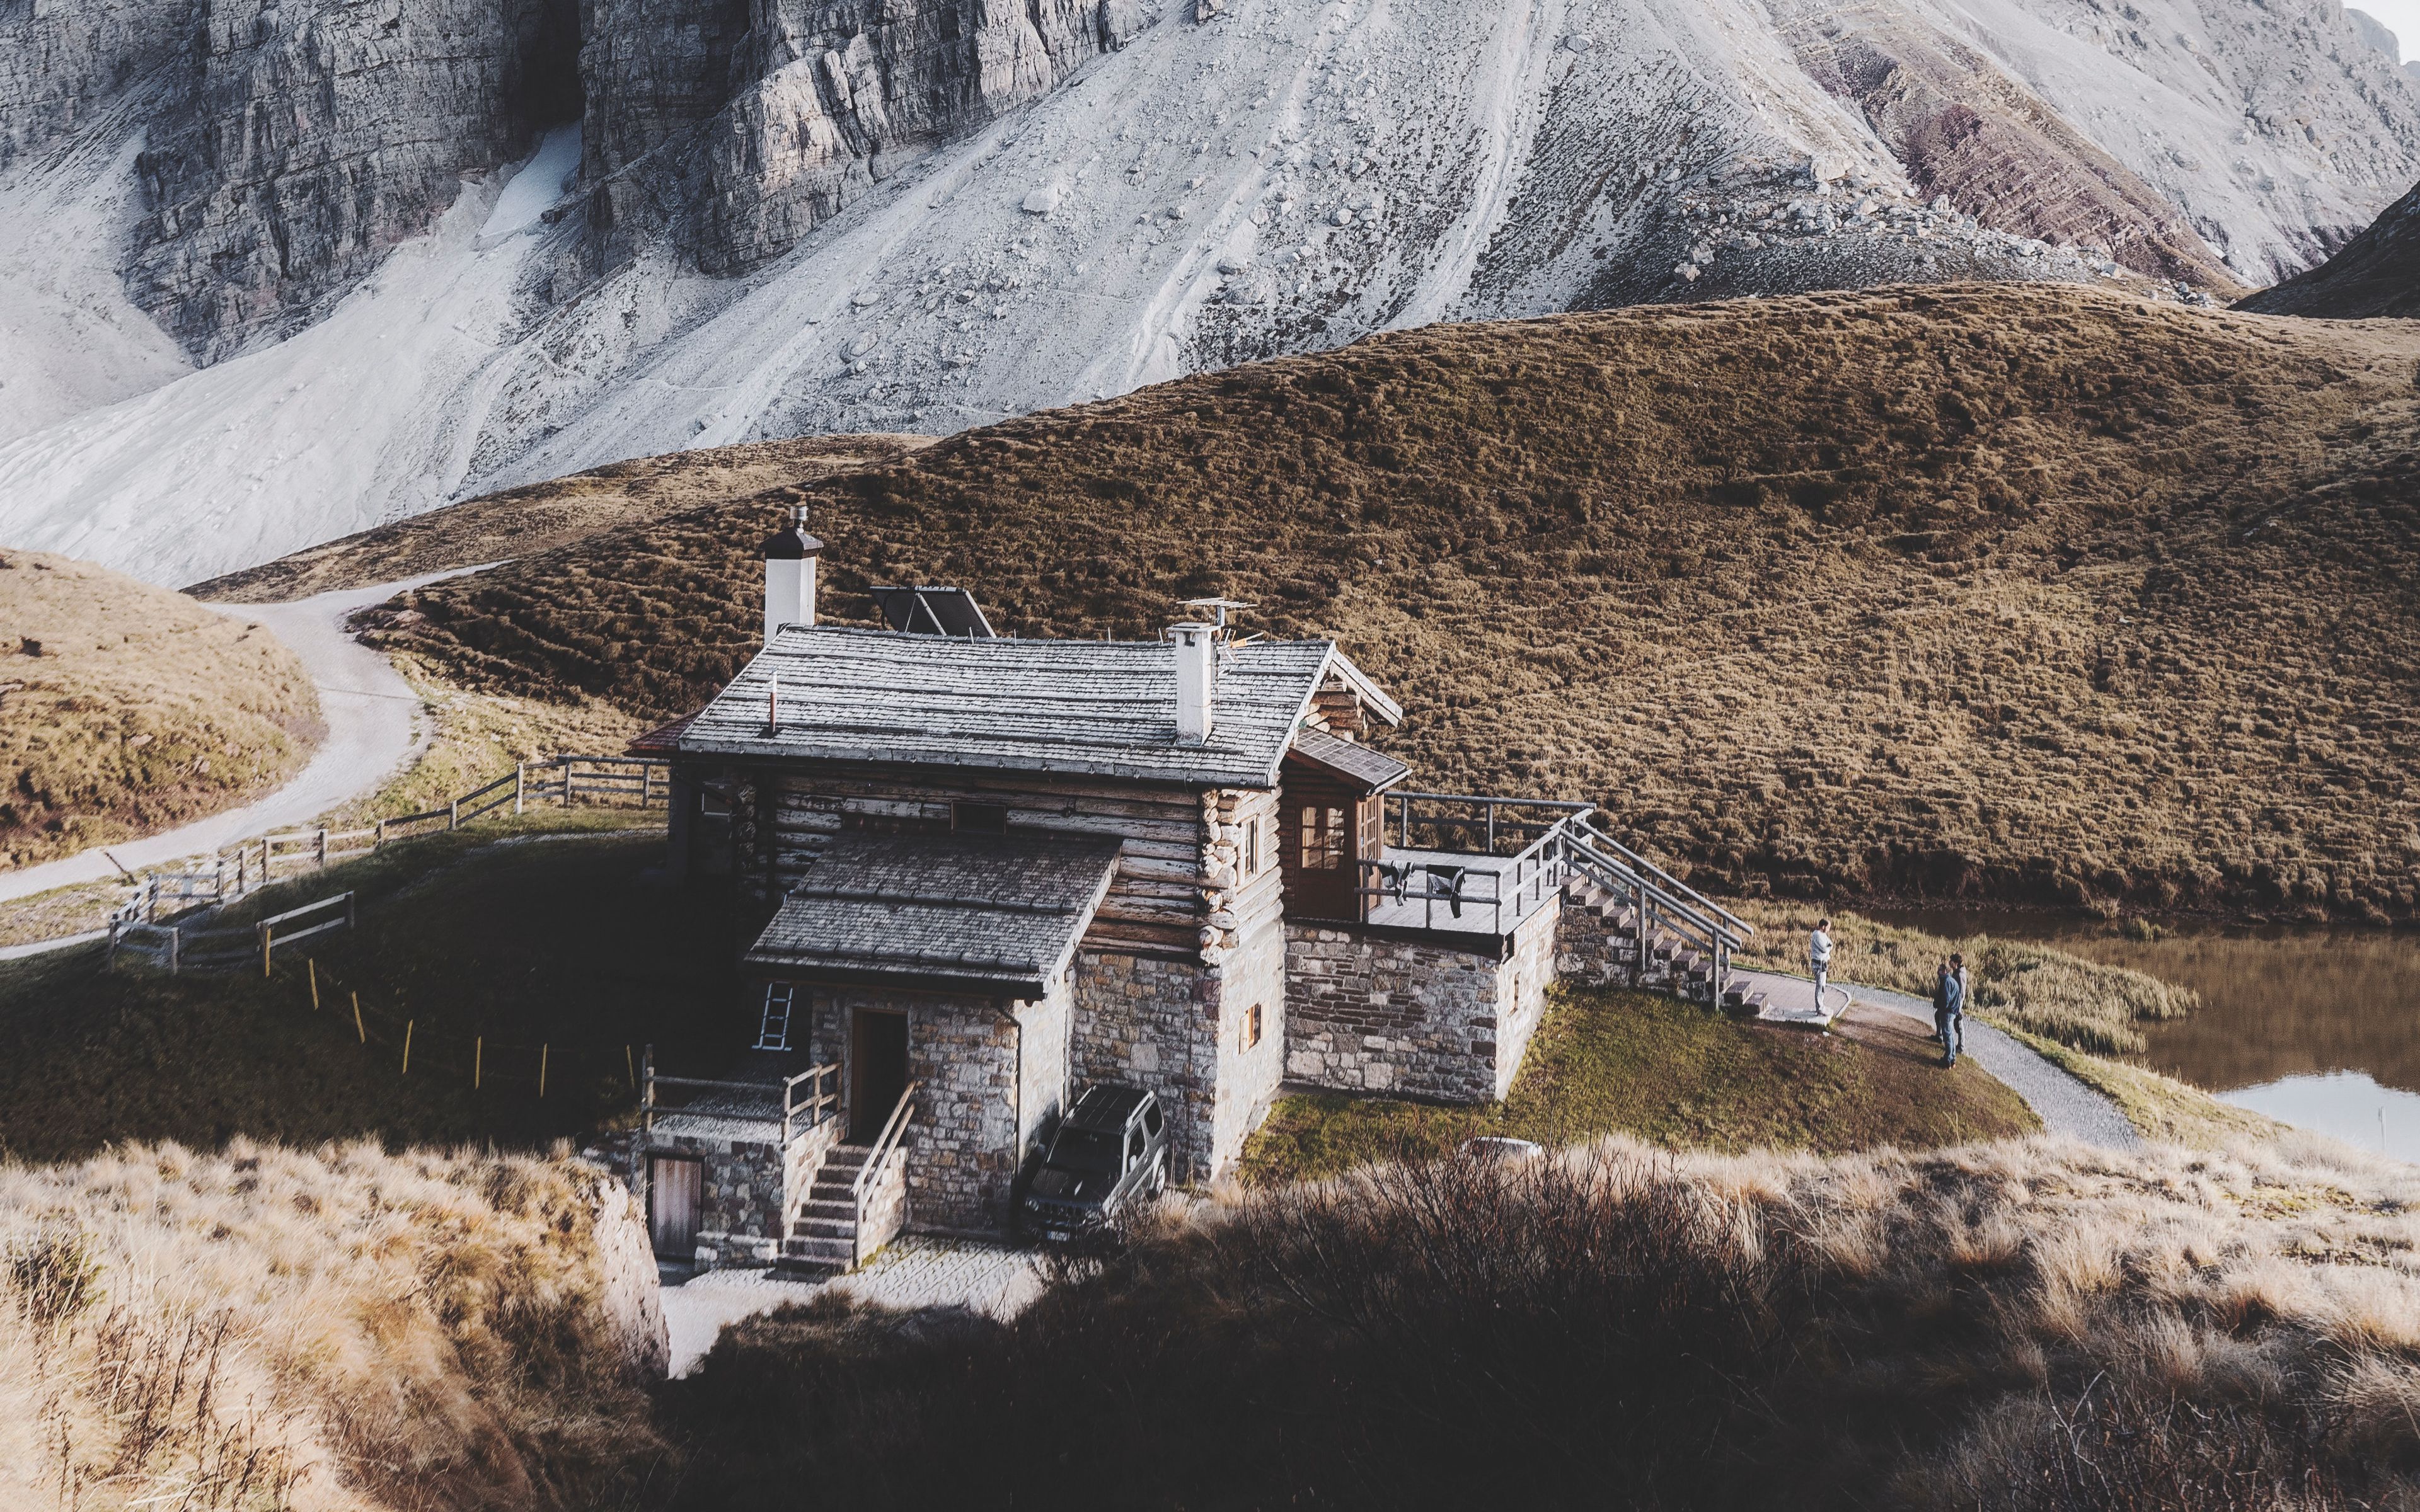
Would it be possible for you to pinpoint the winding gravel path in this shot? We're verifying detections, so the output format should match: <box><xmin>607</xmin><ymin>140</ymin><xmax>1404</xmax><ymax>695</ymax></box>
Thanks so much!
<box><xmin>0</xmin><ymin>567</ymin><xmax>486</xmax><ymax>907</ymax></box>
<box><xmin>1734</xmin><ymin>968</ymin><xmax>2142</xmax><ymax>1150</ymax></box>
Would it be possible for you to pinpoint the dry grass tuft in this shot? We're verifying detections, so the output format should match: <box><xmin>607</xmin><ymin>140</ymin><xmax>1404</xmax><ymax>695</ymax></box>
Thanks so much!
<box><xmin>360</xmin><ymin>285</ymin><xmax>2420</xmax><ymax>921</ymax></box>
<box><xmin>667</xmin><ymin>1134</ymin><xmax>2420</xmax><ymax>1509</ymax></box>
<box><xmin>1</xmin><ymin>551</ymin><xmax>320</xmax><ymax>871</ymax></box>
<box><xmin>0</xmin><ymin>1140</ymin><xmax>667</xmax><ymax>1512</ymax></box>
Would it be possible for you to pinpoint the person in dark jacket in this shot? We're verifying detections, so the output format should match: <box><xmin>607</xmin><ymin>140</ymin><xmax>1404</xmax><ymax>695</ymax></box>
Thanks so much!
<box><xmin>1938</xmin><ymin>959</ymin><xmax>1966</xmax><ymax>1068</ymax></box>
<box><xmin>1932</xmin><ymin>960</ymin><xmax>1951</xmax><ymax>1041</ymax></box>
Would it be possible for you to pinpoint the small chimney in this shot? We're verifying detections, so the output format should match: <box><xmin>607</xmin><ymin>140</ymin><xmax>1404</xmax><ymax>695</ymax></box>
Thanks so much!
<box><xmin>761</xmin><ymin>505</ymin><xmax>824</xmax><ymax>644</ymax></box>
<box><xmin>1171</xmin><ymin>621</ymin><xmax>1216</xmax><ymax>745</ymax></box>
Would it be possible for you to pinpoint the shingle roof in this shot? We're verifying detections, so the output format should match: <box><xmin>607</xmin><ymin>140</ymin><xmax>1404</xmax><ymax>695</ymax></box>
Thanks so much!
<box><xmin>742</xmin><ymin>830</ymin><xmax>1125</xmax><ymax>997</ymax></box>
<box><xmin>1288</xmin><ymin>726</ymin><xmax>1412</xmax><ymax>793</ymax></box>
<box><xmin>678</xmin><ymin>626</ymin><xmax>1389</xmax><ymax>788</ymax></box>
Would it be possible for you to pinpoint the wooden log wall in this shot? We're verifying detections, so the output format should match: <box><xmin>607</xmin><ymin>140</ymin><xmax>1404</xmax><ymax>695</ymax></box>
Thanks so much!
<box><xmin>743</xmin><ymin>763</ymin><xmax>1214</xmax><ymax>956</ymax></box>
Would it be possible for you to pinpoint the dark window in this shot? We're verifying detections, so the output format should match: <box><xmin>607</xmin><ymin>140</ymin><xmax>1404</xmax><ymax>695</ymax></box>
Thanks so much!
<box><xmin>1300</xmin><ymin>806</ymin><xmax>1345</xmax><ymax>869</ymax></box>
<box><xmin>1143</xmin><ymin>1104</ymin><xmax>1163</xmax><ymax>1137</ymax></box>
<box><xmin>1242</xmin><ymin>1001</ymin><xmax>1263</xmax><ymax>1051</ymax></box>
<box><xmin>953</xmin><ymin>801</ymin><xmax>1009</xmax><ymax>833</ymax></box>
<box><xmin>1126</xmin><ymin>1128</ymin><xmax>1146</xmax><ymax>1167</ymax></box>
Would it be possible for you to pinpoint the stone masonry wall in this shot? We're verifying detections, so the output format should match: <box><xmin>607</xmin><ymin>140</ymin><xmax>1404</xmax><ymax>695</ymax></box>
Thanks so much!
<box><xmin>594</xmin><ymin>1126</ymin><xmax>787</xmax><ymax>1269</ymax></box>
<box><xmin>1207</xmin><ymin>786</ymin><xmax>1288</xmax><ymax>1175</ymax></box>
<box><xmin>1284</xmin><ymin>891</ymin><xmax>1566</xmax><ymax>1105</ymax></box>
<box><xmin>1072</xmin><ymin>949</ymin><xmax>1216</xmax><ymax>1182</ymax></box>
<box><xmin>1492</xmin><ymin>896</ymin><xmax>1562</xmax><ymax>1100</ymax></box>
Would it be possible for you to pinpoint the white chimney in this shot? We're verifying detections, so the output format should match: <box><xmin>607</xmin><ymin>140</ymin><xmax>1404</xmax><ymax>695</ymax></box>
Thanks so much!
<box><xmin>1172</xmin><ymin>621</ymin><xmax>1216</xmax><ymax>745</ymax></box>
<box><xmin>761</xmin><ymin>505</ymin><xmax>823</xmax><ymax>644</ymax></box>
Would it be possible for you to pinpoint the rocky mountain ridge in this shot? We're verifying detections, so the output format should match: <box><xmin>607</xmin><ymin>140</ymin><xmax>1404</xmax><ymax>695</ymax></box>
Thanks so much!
<box><xmin>3</xmin><ymin>0</ymin><xmax>2418</xmax><ymax>585</ymax></box>
<box><xmin>2240</xmin><ymin>171</ymin><xmax>2420</xmax><ymax>316</ymax></box>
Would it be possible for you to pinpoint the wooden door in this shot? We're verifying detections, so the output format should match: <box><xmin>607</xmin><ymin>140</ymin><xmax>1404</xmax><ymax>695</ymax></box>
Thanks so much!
<box><xmin>851</xmin><ymin>1007</ymin><xmax>911</xmax><ymax>1142</ymax></box>
<box><xmin>1283</xmin><ymin>792</ymin><xmax>1357</xmax><ymax>920</ymax></box>
<box><xmin>648</xmin><ymin>1156</ymin><xmax>702</xmax><ymax>1257</ymax></box>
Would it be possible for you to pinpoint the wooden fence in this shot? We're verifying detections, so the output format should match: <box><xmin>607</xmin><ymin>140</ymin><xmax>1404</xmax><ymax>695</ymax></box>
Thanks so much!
<box><xmin>135</xmin><ymin>754</ymin><xmax>671</xmax><ymax>922</ymax></box>
<box><xmin>110</xmin><ymin>891</ymin><xmax>356</xmax><ymax>975</ymax></box>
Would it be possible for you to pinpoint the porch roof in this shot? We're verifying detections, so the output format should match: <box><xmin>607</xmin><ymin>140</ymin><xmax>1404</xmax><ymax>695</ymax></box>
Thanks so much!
<box><xmin>743</xmin><ymin>829</ymin><xmax>1124</xmax><ymax>997</ymax></box>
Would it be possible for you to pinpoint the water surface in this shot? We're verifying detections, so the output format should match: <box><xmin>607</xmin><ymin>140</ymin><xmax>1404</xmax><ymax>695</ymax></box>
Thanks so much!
<box><xmin>1862</xmin><ymin>907</ymin><xmax>2420</xmax><ymax>1159</ymax></box>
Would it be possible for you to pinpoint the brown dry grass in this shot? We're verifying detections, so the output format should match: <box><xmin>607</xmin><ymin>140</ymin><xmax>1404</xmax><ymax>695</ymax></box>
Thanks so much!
<box><xmin>2</xmin><ymin>551</ymin><xmax>320</xmax><ymax>871</ymax></box>
<box><xmin>1734</xmin><ymin>899</ymin><xmax>2197</xmax><ymax>1053</ymax></box>
<box><xmin>667</xmin><ymin>1132</ymin><xmax>2420</xmax><ymax>1509</ymax></box>
<box><xmin>359</xmin><ymin>285</ymin><xmax>2420</xmax><ymax>922</ymax></box>
<box><xmin>0</xmin><ymin>1140</ymin><xmax>667</xmax><ymax>1511</ymax></box>
<box><xmin>188</xmin><ymin>436</ymin><xmax>933</xmax><ymax>604</ymax></box>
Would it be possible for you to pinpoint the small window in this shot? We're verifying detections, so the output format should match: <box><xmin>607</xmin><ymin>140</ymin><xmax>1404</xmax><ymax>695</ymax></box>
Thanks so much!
<box><xmin>1143</xmin><ymin>1104</ymin><xmax>1163</xmax><ymax>1137</ymax></box>
<box><xmin>952</xmin><ymin>801</ymin><xmax>1008</xmax><ymax>833</ymax></box>
<box><xmin>1299</xmin><ymin>806</ymin><xmax>1346</xmax><ymax>870</ymax></box>
<box><xmin>1241</xmin><ymin>1001</ymin><xmax>1263</xmax><ymax>1051</ymax></box>
<box><xmin>1243</xmin><ymin>817</ymin><xmax>1260</xmax><ymax>876</ymax></box>
<box><xmin>1126</xmin><ymin>1127</ymin><xmax>1146</xmax><ymax>1167</ymax></box>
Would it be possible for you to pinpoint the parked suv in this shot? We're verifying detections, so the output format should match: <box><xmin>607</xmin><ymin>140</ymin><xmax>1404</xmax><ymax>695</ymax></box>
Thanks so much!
<box><xmin>1021</xmin><ymin>1084</ymin><xmax>1168</xmax><ymax>1242</ymax></box>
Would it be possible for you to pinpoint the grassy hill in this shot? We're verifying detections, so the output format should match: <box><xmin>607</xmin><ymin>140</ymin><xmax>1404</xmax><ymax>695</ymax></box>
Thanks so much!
<box><xmin>356</xmin><ymin>284</ymin><xmax>2420</xmax><ymax>922</ymax></box>
<box><xmin>666</xmin><ymin>1131</ymin><xmax>2420</xmax><ymax>1509</ymax></box>
<box><xmin>189</xmin><ymin>434</ymin><xmax>932</xmax><ymax>604</ymax></box>
<box><xmin>1</xmin><ymin>551</ymin><xmax>319</xmax><ymax>871</ymax></box>
<box><xmin>0</xmin><ymin>1141</ymin><xmax>666</xmax><ymax>1512</ymax></box>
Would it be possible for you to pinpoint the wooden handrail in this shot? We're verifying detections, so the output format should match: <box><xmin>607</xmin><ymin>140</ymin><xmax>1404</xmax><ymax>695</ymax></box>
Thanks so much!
<box><xmin>1572</xmin><ymin>820</ymin><xmax>1753</xmax><ymax>936</ymax></box>
<box><xmin>781</xmin><ymin>1062</ymin><xmax>840</xmax><ymax>1145</ymax></box>
<box><xmin>851</xmin><ymin>1080</ymin><xmax>918</xmax><ymax>1268</ymax></box>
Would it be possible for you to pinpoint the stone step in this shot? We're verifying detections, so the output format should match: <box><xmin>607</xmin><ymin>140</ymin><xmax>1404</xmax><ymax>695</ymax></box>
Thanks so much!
<box><xmin>797</xmin><ymin>1197</ymin><xmax>854</xmax><ymax>1222</ymax></box>
<box><xmin>779</xmin><ymin>1234</ymin><xmax>853</xmax><ymax>1266</ymax></box>
<box><xmin>794</xmin><ymin>1215</ymin><xmax>856</xmax><ymax>1240</ymax></box>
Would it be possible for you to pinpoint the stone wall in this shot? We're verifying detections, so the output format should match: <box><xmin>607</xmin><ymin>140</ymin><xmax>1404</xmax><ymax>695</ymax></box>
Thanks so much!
<box><xmin>806</xmin><ymin>982</ymin><xmax>1065</xmax><ymax>1235</ymax></box>
<box><xmin>594</xmin><ymin>1121</ymin><xmax>789</xmax><ymax>1269</ymax></box>
<box><xmin>1206</xmin><ymin>786</ymin><xmax>1288</xmax><ymax>1172</ymax></box>
<box><xmin>1071</xmin><ymin>949</ymin><xmax>1216</xmax><ymax>1182</ymax></box>
<box><xmin>1284</xmin><ymin>891</ymin><xmax>1566</xmax><ymax>1105</ymax></box>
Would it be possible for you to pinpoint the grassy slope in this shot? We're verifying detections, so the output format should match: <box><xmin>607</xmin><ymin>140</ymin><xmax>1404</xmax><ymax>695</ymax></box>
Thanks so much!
<box><xmin>0</xmin><ymin>828</ymin><xmax>741</xmax><ymax>1162</ymax></box>
<box><xmin>1242</xmin><ymin>985</ymin><xmax>2036</xmax><ymax>1184</ymax></box>
<box><xmin>1</xmin><ymin>550</ymin><xmax>320</xmax><ymax>870</ymax></box>
<box><xmin>363</xmin><ymin>285</ymin><xmax>2420</xmax><ymax>921</ymax></box>
<box><xmin>188</xmin><ymin>434</ymin><xmax>934</xmax><ymax>603</ymax></box>
<box><xmin>0</xmin><ymin>1142</ymin><xmax>666</xmax><ymax>1512</ymax></box>
<box><xmin>668</xmin><ymin>1133</ymin><xmax>2420</xmax><ymax>1509</ymax></box>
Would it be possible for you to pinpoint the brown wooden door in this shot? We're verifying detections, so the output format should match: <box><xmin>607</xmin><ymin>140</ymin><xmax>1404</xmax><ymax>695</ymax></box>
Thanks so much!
<box><xmin>648</xmin><ymin>1156</ymin><xmax>702</xmax><ymax>1257</ymax></box>
<box><xmin>851</xmin><ymin>1008</ymin><xmax>910</xmax><ymax>1142</ymax></box>
<box><xmin>1285</xmin><ymin>795</ymin><xmax>1356</xmax><ymax>920</ymax></box>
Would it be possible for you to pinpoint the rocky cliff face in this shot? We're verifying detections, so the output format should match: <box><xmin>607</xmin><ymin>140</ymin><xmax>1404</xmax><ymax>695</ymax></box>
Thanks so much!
<box><xmin>2237</xmin><ymin>173</ymin><xmax>2420</xmax><ymax>316</ymax></box>
<box><xmin>6</xmin><ymin>0</ymin><xmax>2420</xmax><ymax>585</ymax></box>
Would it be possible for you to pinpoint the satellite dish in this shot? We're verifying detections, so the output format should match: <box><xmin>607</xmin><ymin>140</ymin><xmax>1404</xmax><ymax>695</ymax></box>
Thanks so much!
<box><xmin>870</xmin><ymin>585</ymin><xmax>998</xmax><ymax>637</ymax></box>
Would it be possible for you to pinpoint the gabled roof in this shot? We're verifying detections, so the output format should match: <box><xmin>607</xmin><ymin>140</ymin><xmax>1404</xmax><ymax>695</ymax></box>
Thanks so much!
<box><xmin>743</xmin><ymin>830</ymin><xmax>1124</xmax><ymax>997</ymax></box>
<box><xmin>677</xmin><ymin>626</ymin><xmax>1397</xmax><ymax>789</ymax></box>
<box><xmin>1286</xmin><ymin>726</ymin><xmax>1412</xmax><ymax>794</ymax></box>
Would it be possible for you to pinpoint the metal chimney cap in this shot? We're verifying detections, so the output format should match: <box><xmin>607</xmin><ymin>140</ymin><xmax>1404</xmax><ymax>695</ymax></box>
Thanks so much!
<box><xmin>761</xmin><ymin>505</ymin><xmax>824</xmax><ymax>561</ymax></box>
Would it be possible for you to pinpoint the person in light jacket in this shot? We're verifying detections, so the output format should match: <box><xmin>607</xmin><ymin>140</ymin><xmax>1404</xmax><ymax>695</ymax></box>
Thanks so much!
<box><xmin>1809</xmin><ymin>919</ymin><xmax>1834</xmax><ymax>1016</ymax></box>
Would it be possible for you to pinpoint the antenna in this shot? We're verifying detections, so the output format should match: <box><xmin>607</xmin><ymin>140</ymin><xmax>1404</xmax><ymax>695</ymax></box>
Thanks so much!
<box><xmin>1178</xmin><ymin>596</ymin><xmax>1257</xmax><ymax>637</ymax></box>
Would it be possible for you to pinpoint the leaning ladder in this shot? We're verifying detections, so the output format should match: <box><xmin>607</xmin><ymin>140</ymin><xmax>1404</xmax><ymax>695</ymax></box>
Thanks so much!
<box><xmin>754</xmin><ymin>983</ymin><xmax>795</xmax><ymax>1052</ymax></box>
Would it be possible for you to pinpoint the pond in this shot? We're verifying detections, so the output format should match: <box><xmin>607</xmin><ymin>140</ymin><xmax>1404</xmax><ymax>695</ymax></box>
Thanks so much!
<box><xmin>1862</xmin><ymin>907</ymin><xmax>2420</xmax><ymax>1160</ymax></box>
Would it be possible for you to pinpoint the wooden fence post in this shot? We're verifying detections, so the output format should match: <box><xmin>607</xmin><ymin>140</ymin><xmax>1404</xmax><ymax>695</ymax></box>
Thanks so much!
<box><xmin>538</xmin><ymin>1044</ymin><xmax>548</xmax><ymax>1098</ymax></box>
<box><xmin>316</xmin><ymin>828</ymin><xmax>328</xmax><ymax>868</ymax></box>
<box><xmin>167</xmin><ymin>926</ymin><xmax>180</xmax><ymax>975</ymax></box>
<box><xmin>625</xmin><ymin>1044</ymin><xmax>635</xmax><ymax>1088</ymax></box>
<box><xmin>259</xmin><ymin>925</ymin><xmax>272</xmax><ymax>979</ymax></box>
<box><xmin>448</xmin><ymin>796</ymin><xmax>460</xmax><ymax>831</ymax></box>
<box><xmin>641</xmin><ymin>765</ymin><xmax>654</xmax><ymax>807</ymax></box>
<box><xmin>308</xmin><ymin>958</ymin><xmax>320</xmax><ymax>1011</ymax></box>
<box><xmin>346</xmin><ymin>892</ymin><xmax>357</xmax><ymax>931</ymax></box>
<box><xmin>642</xmin><ymin>1045</ymin><xmax>654</xmax><ymax>1138</ymax></box>
<box><xmin>475</xmin><ymin>1036</ymin><xmax>483</xmax><ymax>1089</ymax></box>
<box><xmin>352</xmin><ymin>992</ymin><xmax>365</xmax><ymax>1043</ymax></box>
<box><xmin>401</xmin><ymin>1021</ymin><xmax>413</xmax><ymax>1075</ymax></box>
<box><xmin>514</xmin><ymin>762</ymin><xmax>526</xmax><ymax>816</ymax></box>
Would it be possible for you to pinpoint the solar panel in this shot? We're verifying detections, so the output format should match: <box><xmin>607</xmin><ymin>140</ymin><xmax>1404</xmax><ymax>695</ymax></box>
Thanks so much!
<box><xmin>870</xmin><ymin>585</ymin><xmax>998</xmax><ymax>638</ymax></box>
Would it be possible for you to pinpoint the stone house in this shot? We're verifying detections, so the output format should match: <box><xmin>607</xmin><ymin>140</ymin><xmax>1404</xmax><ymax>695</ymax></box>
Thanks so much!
<box><xmin>609</xmin><ymin>510</ymin><xmax>1748</xmax><ymax>1271</ymax></box>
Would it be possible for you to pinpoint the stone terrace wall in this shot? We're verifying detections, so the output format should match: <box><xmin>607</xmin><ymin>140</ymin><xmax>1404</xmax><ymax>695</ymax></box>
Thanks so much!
<box><xmin>1284</xmin><ymin>893</ymin><xmax>1566</xmax><ymax>1105</ymax></box>
<box><xmin>594</xmin><ymin>1125</ymin><xmax>788</xmax><ymax>1271</ymax></box>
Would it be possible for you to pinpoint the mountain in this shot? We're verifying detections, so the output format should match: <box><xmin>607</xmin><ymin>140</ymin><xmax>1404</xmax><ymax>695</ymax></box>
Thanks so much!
<box><xmin>340</xmin><ymin>284</ymin><xmax>2420</xmax><ymax>922</ymax></box>
<box><xmin>2238</xmin><ymin>173</ymin><xmax>2420</xmax><ymax>316</ymax></box>
<box><xmin>3</xmin><ymin>0</ymin><xmax>2418</xmax><ymax>586</ymax></box>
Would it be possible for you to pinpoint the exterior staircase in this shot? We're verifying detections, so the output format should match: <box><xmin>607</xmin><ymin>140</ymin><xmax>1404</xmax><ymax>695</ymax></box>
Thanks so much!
<box><xmin>1560</xmin><ymin>873</ymin><xmax>1765</xmax><ymax>1016</ymax></box>
<box><xmin>776</xmin><ymin>1142</ymin><xmax>877</xmax><ymax>1275</ymax></box>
